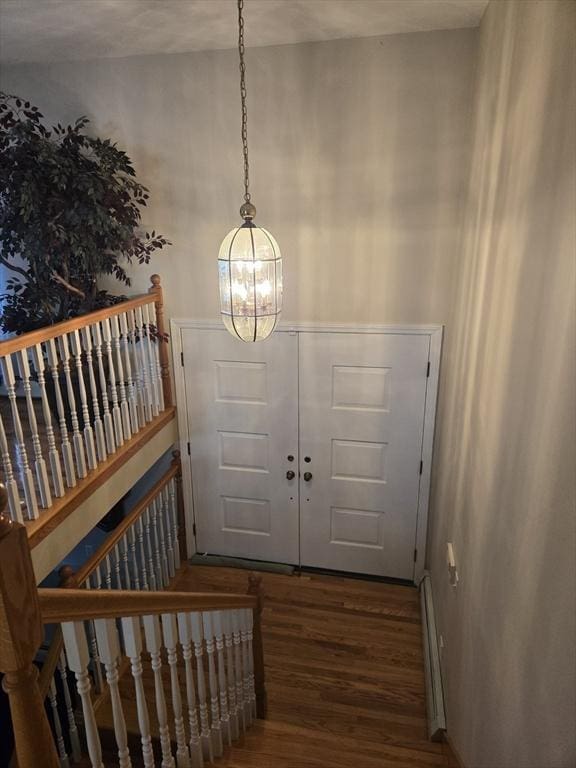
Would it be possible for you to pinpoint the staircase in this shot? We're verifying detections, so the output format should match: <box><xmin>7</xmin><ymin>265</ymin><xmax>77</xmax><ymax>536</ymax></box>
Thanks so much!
<box><xmin>0</xmin><ymin>483</ymin><xmax>267</xmax><ymax>768</ymax></box>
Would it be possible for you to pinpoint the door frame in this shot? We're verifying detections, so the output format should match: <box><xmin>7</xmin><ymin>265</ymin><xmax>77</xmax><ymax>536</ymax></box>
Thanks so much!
<box><xmin>171</xmin><ymin>319</ymin><xmax>443</xmax><ymax>583</ymax></box>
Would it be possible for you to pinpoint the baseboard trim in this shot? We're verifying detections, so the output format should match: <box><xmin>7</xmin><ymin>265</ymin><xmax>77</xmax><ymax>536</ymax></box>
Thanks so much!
<box><xmin>419</xmin><ymin>571</ymin><xmax>446</xmax><ymax>741</ymax></box>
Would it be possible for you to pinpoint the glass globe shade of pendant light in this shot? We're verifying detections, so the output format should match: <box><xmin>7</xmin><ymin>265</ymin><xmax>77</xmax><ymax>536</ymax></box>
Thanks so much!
<box><xmin>218</xmin><ymin>203</ymin><xmax>282</xmax><ymax>342</ymax></box>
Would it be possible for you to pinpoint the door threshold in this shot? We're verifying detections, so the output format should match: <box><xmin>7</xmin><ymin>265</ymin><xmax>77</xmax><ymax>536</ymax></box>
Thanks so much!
<box><xmin>189</xmin><ymin>553</ymin><xmax>295</xmax><ymax>575</ymax></box>
<box><xmin>296</xmin><ymin>565</ymin><xmax>414</xmax><ymax>587</ymax></box>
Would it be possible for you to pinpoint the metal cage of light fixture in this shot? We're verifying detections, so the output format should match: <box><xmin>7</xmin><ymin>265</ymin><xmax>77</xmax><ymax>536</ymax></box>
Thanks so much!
<box><xmin>217</xmin><ymin>0</ymin><xmax>283</xmax><ymax>342</ymax></box>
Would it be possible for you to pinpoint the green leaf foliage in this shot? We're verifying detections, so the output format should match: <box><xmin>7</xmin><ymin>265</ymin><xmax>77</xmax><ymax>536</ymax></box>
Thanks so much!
<box><xmin>0</xmin><ymin>93</ymin><xmax>171</xmax><ymax>334</ymax></box>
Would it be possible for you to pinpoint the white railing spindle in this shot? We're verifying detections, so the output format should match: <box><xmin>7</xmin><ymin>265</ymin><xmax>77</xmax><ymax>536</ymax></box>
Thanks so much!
<box><xmin>177</xmin><ymin>613</ymin><xmax>204</xmax><ymax>768</ymax></box>
<box><xmin>0</xmin><ymin>410</ymin><xmax>23</xmax><ymax>521</ymax></box>
<box><xmin>190</xmin><ymin>613</ymin><xmax>213</xmax><ymax>763</ymax></box>
<box><xmin>62</xmin><ymin>621</ymin><xmax>104</xmax><ymax>768</ymax></box>
<box><xmin>213</xmin><ymin>611</ymin><xmax>232</xmax><ymax>747</ymax></box>
<box><xmin>119</xmin><ymin>312</ymin><xmax>140</xmax><ymax>435</ymax></box>
<box><xmin>162</xmin><ymin>613</ymin><xmax>191</xmax><ymax>768</ymax></box>
<box><xmin>143</xmin><ymin>614</ymin><xmax>176</xmax><ymax>768</ymax></box>
<box><xmin>121</xmin><ymin>616</ymin><xmax>155</xmax><ymax>768</ymax></box>
<box><xmin>69</xmin><ymin>330</ymin><xmax>97</xmax><ymax>471</ymax></box>
<box><xmin>94</xmin><ymin>618</ymin><xmax>132</xmax><ymax>768</ymax></box>
<box><xmin>101</xmin><ymin>318</ymin><xmax>124</xmax><ymax>448</ymax></box>
<box><xmin>46</xmin><ymin>338</ymin><xmax>77</xmax><ymax>489</ymax></box>
<box><xmin>57</xmin><ymin>651</ymin><xmax>82</xmax><ymax>763</ymax></box>
<box><xmin>57</xmin><ymin>334</ymin><xmax>87</xmax><ymax>480</ymax></box>
<box><xmin>1</xmin><ymin>353</ymin><xmax>39</xmax><ymax>519</ymax></box>
<box><xmin>31</xmin><ymin>343</ymin><xmax>65</xmax><ymax>498</ymax></box>
<box><xmin>110</xmin><ymin>314</ymin><xmax>132</xmax><ymax>442</ymax></box>
<box><xmin>222</xmin><ymin>611</ymin><xmax>239</xmax><ymax>741</ymax></box>
<box><xmin>48</xmin><ymin>678</ymin><xmax>71</xmax><ymax>768</ymax></box>
<box><xmin>80</xmin><ymin>326</ymin><xmax>107</xmax><ymax>463</ymax></box>
<box><xmin>202</xmin><ymin>612</ymin><xmax>223</xmax><ymax>758</ymax></box>
<box><xmin>17</xmin><ymin>349</ymin><xmax>52</xmax><ymax>508</ymax></box>
<box><xmin>90</xmin><ymin>321</ymin><xmax>116</xmax><ymax>456</ymax></box>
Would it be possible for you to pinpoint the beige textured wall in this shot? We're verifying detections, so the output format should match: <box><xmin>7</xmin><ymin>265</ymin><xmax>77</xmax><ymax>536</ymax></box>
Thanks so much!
<box><xmin>0</xmin><ymin>28</ymin><xmax>476</xmax><ymax>326</ymax></box>
<box><xmin>428</xmin><ymin>2</ymin><xmax>576</xmax><ymax>766</ymax></box>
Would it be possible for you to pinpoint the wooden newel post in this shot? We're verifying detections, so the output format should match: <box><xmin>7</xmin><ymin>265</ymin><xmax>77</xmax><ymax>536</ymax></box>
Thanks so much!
<box><xmin>247</xmin><ymin>573</ymin><xmax>267</xmax><ymax>719</ymax></box>
<box><xmin>149</xmin><ymin>273</ymin><xmax>173</xmax><ymax>408</ymax></box>
<box><xmin>0</xmin><ymin>485</ymin><xmax>60</xmax><ymax>768</ymax></box>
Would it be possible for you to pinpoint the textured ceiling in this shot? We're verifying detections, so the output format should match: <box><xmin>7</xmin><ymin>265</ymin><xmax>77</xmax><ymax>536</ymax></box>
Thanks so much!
<box><xmin>0</xmin><ymin>0</ymin><xmax>488</xmax><ymax>64</ymax></box>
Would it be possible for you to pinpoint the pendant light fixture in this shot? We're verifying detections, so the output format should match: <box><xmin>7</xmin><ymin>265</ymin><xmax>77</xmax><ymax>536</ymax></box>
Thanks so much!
<box><xmin>218</xmin><ymin>0</ymin><xmax>283</xmax><ymax>342</ymax></box>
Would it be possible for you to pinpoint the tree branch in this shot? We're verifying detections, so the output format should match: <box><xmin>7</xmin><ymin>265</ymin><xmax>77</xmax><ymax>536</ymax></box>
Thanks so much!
<box><xmin>50</xmin><ymin>270</ymin><xmax>86</xmax><ymax>299</ymax></box>
<box><xmin>0</xmin><ymin>256</ymin><xmax>28</xmax><ymax>280</ymax></box>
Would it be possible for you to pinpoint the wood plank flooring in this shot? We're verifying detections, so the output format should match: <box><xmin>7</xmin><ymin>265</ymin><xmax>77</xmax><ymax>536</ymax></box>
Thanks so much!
<box><xmin>98</xmin><ymin>564</ymin><xmax>457</xmax><ymax>767</ymax></box>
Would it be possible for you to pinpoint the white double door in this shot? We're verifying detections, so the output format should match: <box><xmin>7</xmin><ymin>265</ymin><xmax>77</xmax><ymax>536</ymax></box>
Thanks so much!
<box><xmin>182</xmin><ymin>327</ymin><xmax>431</xmax><ymax>580</ymax></box>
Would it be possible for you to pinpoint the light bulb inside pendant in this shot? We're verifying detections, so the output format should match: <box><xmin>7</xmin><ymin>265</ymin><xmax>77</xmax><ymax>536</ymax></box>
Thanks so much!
<box><xmin>218</xmin><ymin>0</ymin><xmax>282</xmax><ymax>342</ymax></box>
<box><xmin>218</xmin><ymin>203</ymin><xmax>282</xmax><ymax>342</ymax></box>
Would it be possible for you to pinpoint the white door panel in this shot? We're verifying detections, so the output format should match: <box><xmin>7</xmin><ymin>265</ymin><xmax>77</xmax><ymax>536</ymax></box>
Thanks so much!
<box><xmin>182</xmin><ymin>329</ymin><xmax>299</xmax><ymax>563</ymax></box>
<box><xmin>299</xmin><ymin>332</ymin><xmax>429</xmax><ymax>579</ymax></box>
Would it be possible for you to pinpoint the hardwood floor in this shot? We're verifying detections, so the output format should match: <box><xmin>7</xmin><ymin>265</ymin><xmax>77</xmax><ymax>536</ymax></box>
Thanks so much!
<box><xmin>177</xmin><ymin>565</ymin><xmax>454</xmax><ymax>767</ymax></box>
<box><xmin>98</xmin><ymin>564</ymin><xmax>457</xmax><ymax>767</ymax></box>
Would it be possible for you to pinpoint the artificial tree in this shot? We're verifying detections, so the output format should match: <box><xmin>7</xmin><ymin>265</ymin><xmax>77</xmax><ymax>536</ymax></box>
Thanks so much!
<box><xmin>0</xmin><ymin>92</ymin><xmax>170</xmax><ymax>334</ymax></box>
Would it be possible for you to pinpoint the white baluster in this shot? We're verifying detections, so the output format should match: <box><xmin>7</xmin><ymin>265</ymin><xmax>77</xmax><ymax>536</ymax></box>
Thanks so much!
<box><xmin>239</xmin><ymin>610</ymin><xmax>253</xmax><ymax>726</ymax></box>
<box><xmin>190</xmin><ymin>613</ymin><xmax>213</xmax><ymax>763</ymax></box>
<box><xmin>136</xmin><ymin>517</ymin><xmax>149</xmax><ymax>591</ymax></box>
<box><xmin>162</xmin><ymin>614</ymin><xmax>191</xmax><ymax>767</ymax></box>
<box><xmin>143</xmin><ymin>615</ymin><xmax>176</xmax><ymax>768</ymax></box>
<box><xmin>144</xmin><ymin>301</ymin><xmax>164</xmax><ymax>413</ymax></box>
<box><xmin>169</xmin><ymin>478</ymin><xmax>181</xmax><ymax>571</ymax></box>
<box><xmin>57</xmin><ymin>651</ymin><xmax>82</xmax><ymax>763</ymax></box>
<box><xmin>202</xmin><ymin>612</ymin><xmax>223</xmax><ymax>758</ymax></box>
<box><xmin>84</xmin><ymin>581</ymin><xmax>104</xmax><ymax>694</ymax></box>
<box><xmin>244</xmin><ymin>609</ymin><xmax>257</xmax><ymax>718</ymax></box>
<box><xmin>150</xmin><ymin>500</ymin><xmax>164</xmax><ymax>589</ymax></box>
<box><xmin>113</xmin><ymin>543</ymin><xmax>123</xmax><ymax>589</ymax></box>
<box><xmin>142</xmin><ymin>303</ymin><xmax>161</xmax><ymax>417</ymax></box>
<box><xmin>57</xmin><ymin>334</ymin><xmax>87</xmax><ymax>479</ymax></box>
<box><xmin>213</xmin><ymin>612</ymin><xmax>232</xmax><ymax>747</ymax></box>
<box><xmin>127</xmin><ymin>526</ymin><xmax>141</xmax><ymax>591</ymax></box>
<box><xmin>177</xmin><ymin>613</ymin><xmax>204</xmax><ymax>768</ymax></box>
<box><xmin>31</xmin><ymin>344</ymin><xmax>65</xmax><ymax>498</ymax></box>
<box><xmin>127</xmin><ymin>309</ymin><xmax>148</xmax><ymax>427</ymax></box>
<box><xmin>90</xmin><ymin>322</ymin><xmax>116</xmax><ymax>455</ymax></box>
<box><xmin>17</xmin><ymin>349</ymin><xmax>52</xmax><ymax>508</ymax></box>
<box><xmin>80</xmin><ymin>327</ymin><xmax>107</xmax><ymax>463</ymax></box>
<box><xmin>1</xmin><ymin>353</ymin><xmax>38</xmax><ymax>519</ymax></box>
<box><xmin>120</xmin><ymin>533</ymin><xmax>132</xmax><ymax>589</ymax></box>
<box><xmin>222</xmin><ymin>612</ymin><xmax>239</xmax><ymax>741</ymax></box>
<box><xmin>48</xmin><ymin>678</ymin><xmax>71</xmax><ymax>768</ymax></box>
<box><xmin>0</xmin><ymin>410</ymin><xmax>23</xmax><ymax>521</ymax></box>
<box><xmin>231</xmin><ymin>610</ymin><xmax>246</xmax><ymax>733</ymax></box>
<box><xmin>143</xmin><ymin>507</ymin><xmax>158</xmax><ymax>591</ymax></box>
<box><xmin>162</xmin><ymin>485</ymin><xmax>176</xmax><ymax>579</ymax></box>
<box><xmin>101</xmin><ymin>317</ymin><xmax>124</xmax><ymax>447</ymax></box>
<box><xmin>155</xmin><ymin>497</ymin><xmax>170</xmax><ymax>587</ymax></box>
<box><xmin>68</xmin><ymin>330</ymin><xmax>97</xmax><ymax>471</ymax></box>
<box><xmin>46</xmin><ymin>339</ymin><xmax>76</xmax><ymax>489</ymax></box>
<box><xmin>134</xmin><ymin>306</ymin><xmax>153</xmax><ymax>423</ymax></box>
<box><xmin>119</xmin><ymin>312</ymin><xmax>140</xmax><ymax>435</ymax></box>
<box><xmin>104</xmin><ymin>554</ymin><xmax>113</xmax><ymax>590</ymax></box>
<box><xmin>121</xmin><ymin>617</ymin><xmax>155</xmax><ymax>768</ymax></box>
<box><xmin>110</xmin><ymin>314</ymin><xmax>132</xmax><ymax>441</ymax></box>
<box><xmin>62</xmin><ymin>621</ymin><xmax>104</xmax><ymax>768</ymax></box>
<box><xmin>94</xmin><ymin>619</ymin><xmax>132</xmax><ymax>768</ymax></box>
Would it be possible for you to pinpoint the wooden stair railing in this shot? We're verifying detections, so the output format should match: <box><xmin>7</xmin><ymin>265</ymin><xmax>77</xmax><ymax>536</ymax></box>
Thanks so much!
<box><xmin>0</xmin><ymin>484</ymin><xmax>267</xmax><ymax>768</ymax></box>
<box><xmin>0</xmin><ymin>274</ymin><xmax>173</xmax><ymax>537</ymax></box>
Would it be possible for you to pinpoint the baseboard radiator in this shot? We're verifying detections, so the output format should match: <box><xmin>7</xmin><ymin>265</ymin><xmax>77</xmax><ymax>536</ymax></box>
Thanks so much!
<box><xmin>419</xmin><ymin>571</ymin><xmax>447</xmax><ymax>741</ymax></box>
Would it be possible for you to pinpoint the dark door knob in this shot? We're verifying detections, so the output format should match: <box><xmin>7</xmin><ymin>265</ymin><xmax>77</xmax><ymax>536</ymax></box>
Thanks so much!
<box><xmin>286</xmin><ymin>470</ymin><xmax>295</xmax><ymax>480</ymax></box>
<box><xmin>303</xmin><ymin>472</ymin><xmax>313</xmax><ymax>482</ymax></box>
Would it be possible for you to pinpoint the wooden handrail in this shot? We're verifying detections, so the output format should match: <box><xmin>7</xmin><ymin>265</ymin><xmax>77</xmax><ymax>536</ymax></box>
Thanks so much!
<box><xmin>0</xmin><ymin>291</ymin><xmax>156</xmax><ymax>357</ymax></box>
<box><xmin>0</xmin><ymin>486</ymin><xmax>60</xmax><ymax>768</ymax></box>
<box><xmin>39</xmin><ymin>588</ymin><xmax>257</xmax><ymax>624</ymax></box>
<box><xmin>38</xmin><ymin>626</ymin><xmax>63</xmax><ymax>700</ymax></box>
<box><xmin>70</xmin><ymin>459</ymin><xmax>181</xmax><ymax>587</ymax></box>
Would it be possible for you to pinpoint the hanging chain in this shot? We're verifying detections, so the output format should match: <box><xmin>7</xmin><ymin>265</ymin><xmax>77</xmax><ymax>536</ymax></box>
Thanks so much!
<box><xmin>238</xmin><ymin>0</ymin><xmax>251</xmax><ymax>203</ymax></box>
